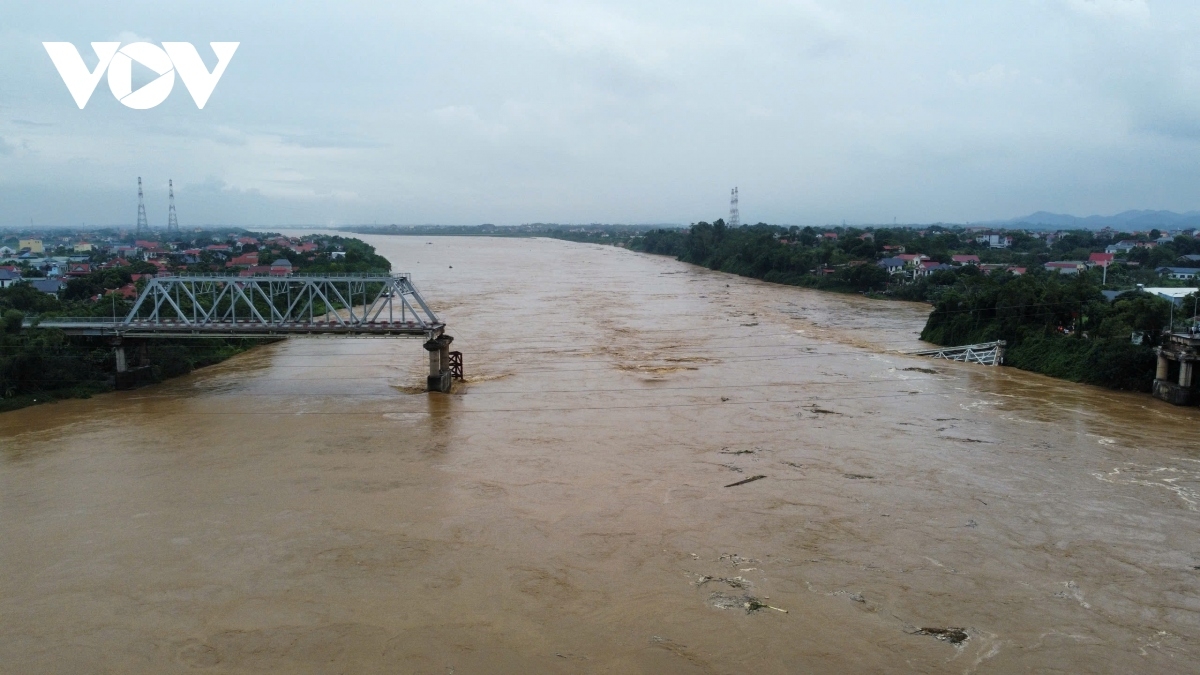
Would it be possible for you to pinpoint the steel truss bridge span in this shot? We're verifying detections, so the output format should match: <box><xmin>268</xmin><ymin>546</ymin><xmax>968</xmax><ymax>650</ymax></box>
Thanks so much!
<box><xmin>33</xmin><ymin>274</ymin><xmax>443</xmax><ymax>339</ymax></box>
<box><xmin>28</xmin><ymin>274</ymin><xmax>457</xmax><ymax>392</ymax></box>
<box><xmin>910</xmin><ymin>340</ymin><xmax>1006</xmax><ymax>367</ymax></box>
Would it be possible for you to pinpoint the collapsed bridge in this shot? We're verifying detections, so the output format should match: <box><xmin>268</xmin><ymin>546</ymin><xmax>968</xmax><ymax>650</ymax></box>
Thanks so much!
<box><xmin>27</xmin><ymin>273</ymin><xmax>459</xmax><ymax>392</ymax></box>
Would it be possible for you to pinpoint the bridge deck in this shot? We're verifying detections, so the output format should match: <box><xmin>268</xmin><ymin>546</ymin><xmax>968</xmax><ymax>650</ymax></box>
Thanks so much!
<box><xmin>29</xmin><ymin>319</ymin><xmax>443</xmax><ymax>338</ymax></box>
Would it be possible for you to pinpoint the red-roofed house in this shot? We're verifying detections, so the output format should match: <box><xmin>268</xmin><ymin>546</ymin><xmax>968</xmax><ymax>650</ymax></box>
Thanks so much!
<box><xmin>951</xmin><ymin>255</ymin><xmax>980</xmax><ymax>265</ymax></box>
<box><xmin>99</xmin><ymin>257</ymin><xmax>131</xmax><ymax>270</ymax></box>
<box><xmin>227</xmin><ymin>252</ymin><xmax>259</xmax><ymax>268</ymax></box>
<box><xmin>108</xmin><ymin>283</ymin><xmax>138</xmax><ymax>299</ymax></box>
<box><xmin>66</xmin><ymin>263</ymin><xmax>91</xmax><ymax>277</ymax></box>
<box><xmin>239</xmin><ymin>265</ymin><xmax>272</xmax><ymax>277</ymax></box>
<box><xmin>822</xmin><ymin>232</ymin><xmax>838</xmax><ymax>240</ymax></box>
<box><xmin>897</xmin><ymin>254</ymin><xmax>930</xmax><ymax>267</ymax></box>
<box><xmin>916</xmin><ymin>260</ymin><xmax>954</xmax><ymax>276</ymax></box>
<box><xmin>1045</xmin><ymin>261</ymin><xmax>1086</xmax><ymax>274</ymax></box>
<box><xmin>1089</xmin><ymin>252</ymin><xmax>1115</xmax><ymax>266</ymax></box>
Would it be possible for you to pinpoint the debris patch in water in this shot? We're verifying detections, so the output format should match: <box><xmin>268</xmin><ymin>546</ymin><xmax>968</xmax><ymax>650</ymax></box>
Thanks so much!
<box><xmin>707</xmin><ymin>592</ymin><xmax>787</xmax><ymax>614</ymax></box>
<box><xmin>913</xmin><ymin>627</ymin><xmax>969</xmax><ymax>644</ymax></box>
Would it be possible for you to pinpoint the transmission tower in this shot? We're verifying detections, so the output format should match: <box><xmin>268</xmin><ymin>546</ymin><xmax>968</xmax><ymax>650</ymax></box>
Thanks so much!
<box><xmin>136</xmin><ymin>177</ymin><xmax>149</xmax><ymax>234</ymax></box>
<box><xmin>729</xmin><ymin>187</ymin><xmax>740</xmax><ymax>227</ymax></box>
<box><xmin>167</xmin><ymin>179</ymin><xmax>179</xmax><ymax>232</ymax></box>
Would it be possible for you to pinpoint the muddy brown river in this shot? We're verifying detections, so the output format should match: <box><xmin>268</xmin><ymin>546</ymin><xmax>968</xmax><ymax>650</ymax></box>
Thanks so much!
<box><xmin>3</xmin><ymin>235</ymin><xmax>1200</xmax><ymax>673</ymax></box>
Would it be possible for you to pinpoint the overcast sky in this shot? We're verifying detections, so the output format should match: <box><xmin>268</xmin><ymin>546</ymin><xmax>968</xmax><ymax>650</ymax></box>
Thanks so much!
<box><xmin>2</xmin><ymin>0</ymin><xmax>1200</xmax><ymax>227</ymax></box>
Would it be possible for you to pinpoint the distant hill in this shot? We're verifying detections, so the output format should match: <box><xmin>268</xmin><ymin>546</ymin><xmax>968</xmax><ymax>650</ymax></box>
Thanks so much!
<box><xmin>997</xmin><ymin>210</ymin><xmax>1200</xmax><ymax>229</ymax></box>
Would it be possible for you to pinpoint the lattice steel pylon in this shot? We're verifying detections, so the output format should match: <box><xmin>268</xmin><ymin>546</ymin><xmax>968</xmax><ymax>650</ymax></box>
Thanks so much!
<box><xmin>136</xmin><ymin>177</ymin><xmax>149</xmax><ymax>234</ymax></box>
<box><xmin>167</xmin><ymin>179</ymin><xmax>179</xmax><ymax>232</ymax></box>
<box><xmin>729</xmin><ymin>187</ymin><xmax>740</xmax><ymax>227</ymax></box>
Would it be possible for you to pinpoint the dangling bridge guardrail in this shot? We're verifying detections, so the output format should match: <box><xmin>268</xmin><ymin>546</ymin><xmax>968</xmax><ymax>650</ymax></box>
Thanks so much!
<box><xmin>23</xmin><ymin>273</ymin><xmax>457</xmax><ymax>391</ymax></box>
<box><xmin>909</xmin><ymin>341</ymin><xmax>1006</xmax><ymax>366</ymax></box>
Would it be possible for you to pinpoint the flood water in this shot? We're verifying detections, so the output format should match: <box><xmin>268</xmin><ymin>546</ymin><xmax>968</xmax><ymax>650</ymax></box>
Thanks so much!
<box><xmin>3</xmin><ymin>235</ymin><xmax>1200</xmax><ymax>673</ymax></box>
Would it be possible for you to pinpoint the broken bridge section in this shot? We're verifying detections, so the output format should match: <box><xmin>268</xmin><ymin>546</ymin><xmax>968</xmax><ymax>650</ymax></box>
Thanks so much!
<box><xmin>909</xmin><ymin>341</ymin><xmax>1005</xmax><ymax>367</ymax></box>
<box><xmin>29</xmin><ymin>273</ymin><xmax>456</xmax><ymax>392</ymax></box>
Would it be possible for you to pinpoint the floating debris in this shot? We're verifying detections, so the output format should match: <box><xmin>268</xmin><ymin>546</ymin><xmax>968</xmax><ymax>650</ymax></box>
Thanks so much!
<box><xmin>725</xmin><ymin>475</ymin><xmax>767</xmax><ymax>488</ymax></box>
<box><xmin>696</xmin><ymin>575</ymin><xmax>750</xmax><ymax>590</ymax></box>
<box><xmin>833</xmin><ymin>590</ymin><xmax>865</xmax><ymax>603</ymax></box>
<box><xmin>843</xmin><ymin>473</ymin><xmax>874</xmax><ymax>480</ymax></box>
<box><xmin>707</xmin><ymin>592</ymin><xmax>787</xmax><ymax>614</ymax></box>
<box><xmin>809</xmin><ymin>407</ymin><xmax>841</xmax><ymax>415</ymax></box>
<box><xmin>914</xmin><ymin>627</ymin><xmax>969</xmax><ymax>645</ymax></box>
<box><xmin>718</xmin><ymin>553</ymin><xmax>760</xmax><ymax>565</ymax></box>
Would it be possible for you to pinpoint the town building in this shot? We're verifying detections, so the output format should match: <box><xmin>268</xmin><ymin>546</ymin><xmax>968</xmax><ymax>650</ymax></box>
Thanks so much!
<box><xmin>1157</xmin><ymin>267</ymin><xmax>1199</xmax><ymax>281</ymax></box>
<box><xmin>975</xmin><ymin>234</ymin><xmax>1012</xmax><ymax>248</ymax></box>
<box><xmin>29</xmin><ymin>279</ymin><xmax>65</xmax><ymax>295</ymax></box>
<box><xmin>876</xmin><ymin>257</ymin><xmax>906</xmax><ymax>275</ymax></box>
<box><xmin>1044</xmin><ymin>261</ymin><xmax>1086</xmax><ymax>274</ymax></box>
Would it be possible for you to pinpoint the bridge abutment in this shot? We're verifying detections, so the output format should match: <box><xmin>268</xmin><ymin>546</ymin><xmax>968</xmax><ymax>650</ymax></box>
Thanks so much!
<box><xmin>1153</xmin><ymin>333</ymin><xmax>1200</xmax><ymax>406</ymax></box>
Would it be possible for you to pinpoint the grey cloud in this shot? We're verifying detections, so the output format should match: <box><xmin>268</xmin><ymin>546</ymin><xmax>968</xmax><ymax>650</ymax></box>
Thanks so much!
<box><xmin>5</xmin><ymin>0</ymin><xmax>1200</xmax><ymax>226</ymax></box>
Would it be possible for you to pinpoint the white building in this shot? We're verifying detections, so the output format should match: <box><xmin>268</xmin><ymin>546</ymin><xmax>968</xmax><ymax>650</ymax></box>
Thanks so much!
<box><xmin>975</xmin><ymin>234</ymin><xmax>1012</xmax><ymax>249</ymax></box>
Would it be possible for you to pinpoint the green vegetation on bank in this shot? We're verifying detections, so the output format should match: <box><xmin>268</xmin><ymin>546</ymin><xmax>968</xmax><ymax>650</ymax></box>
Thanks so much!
<box><xmin>627</xmin><ymin>220</ymin><xmax>1198</xmax><ymax>392</ymax></box>
<box><xmin>920</xmin><ymin>269</ymin><xmax>1186</xmax><ymax>391</ymax></box>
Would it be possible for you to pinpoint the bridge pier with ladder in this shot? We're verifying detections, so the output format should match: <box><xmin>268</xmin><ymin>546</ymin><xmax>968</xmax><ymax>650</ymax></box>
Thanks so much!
<box><xmin>29</xmin><ymin>273</ymin><xmax>459</xmax><ymax>393</ymax></box>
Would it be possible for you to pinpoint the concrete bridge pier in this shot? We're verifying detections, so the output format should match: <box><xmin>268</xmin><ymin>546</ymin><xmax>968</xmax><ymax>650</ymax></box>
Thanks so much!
<box><xmin>424</xmin><ymin>335</ymin><xmax>454</xmax><ymax>393</ymax></box>
<box><xmin>111</xmin><ymin>338</ymin><xmax>152</xmax><ymax>390</ymax></box>
<box><xmin>113</xmin><ymin>340</ymin><xmax>128</xmax><ymax>374</ymax></box>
